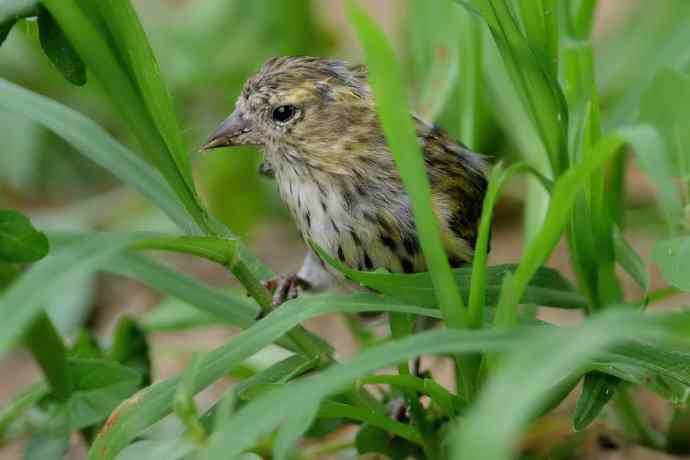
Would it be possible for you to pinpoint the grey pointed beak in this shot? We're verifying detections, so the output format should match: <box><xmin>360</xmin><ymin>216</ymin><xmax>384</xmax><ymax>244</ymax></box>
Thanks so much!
<box><xmin>202</xmin><ymin>109</ymin><xmax>252</xmax><ymax>150</ymax></box>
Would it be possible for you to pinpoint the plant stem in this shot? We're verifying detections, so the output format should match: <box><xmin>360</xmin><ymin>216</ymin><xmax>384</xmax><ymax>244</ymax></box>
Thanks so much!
<box><xmin>24</xmin><ymin>311</ymin><xmax>72</xmax><ymax>401</ymax></box>
<box><xmin>613</xmin><ymin>387</ymin><xmax>665</xmax><ymax>450</ymax></box>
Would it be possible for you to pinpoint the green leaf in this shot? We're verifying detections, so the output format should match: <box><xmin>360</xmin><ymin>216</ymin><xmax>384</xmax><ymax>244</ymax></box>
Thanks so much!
<box><xmin>573</xmin><ymin>372</ymin><xmax>620</xmax><ymax>431</ymax></box>
<box><xmin>0</xmin><ymin>0</ymin><xmax>38</xmax><ymax>45</ymax></box>
<box><xmin>37</xmin><ymin>6</ymin><xmax>86</xmax><ymax>85</ymax></box>
<box><xmin>468</xmin><ymin>162</ymin><xmax>536</xmax><ymax>327</ymax></box>
<box><xmin>492</xmin><ymin>133</ymin><xmax>623</xmax><ymax>330</ymax></box>
<box><xmin>174</xmin><ymin>353</ymin><xmax>207</xmax><ymax>442</ymax></box>
<box><xmin>0</xmin><ymin>232</ymin><xmax>156</xmax><ymax>360</ymax></box>
<box><xmin>356</xmin><ymin>424</ymin><xmax>422</xmax><ymax>460</ymax></box>
<box><xmin>24</xmin><ymin>421</ymin><xmax>70</xmax><ymax>460</ymax></box>
<box><xmin>472</xmin><ymin>0</ymin><xmax>567</xmax><ymax>175</ymax></box>
<box><xmin>407</xmin><ymin>0</ymin><xmax>460</xmax><ymax>120</ymax></box>
<box><xmin>640</xmin><ymin>69</ymin><xmax>690</xmax><ymax>183</ymax></box>
<box><xmin>274</xmin><ymin>402</ymin><xmax>320</xmax><ymax>460</ymax></box>
<box><xmin>452</xmin><ymin>310</ymin><xmax>690</xmax><ymax>460</ymax></box>
<box><xmin>24</xmin><ymin>312</ymin><xmax>73</xmax><ymax>401</ymax></box>
<box><xmin>41</xmin><ymin>0</ymin><xmax>209</xmax><ymax>231</ymax></box>
<box><xmin>117</xmin><ymin>439</ymin><xmax>197</xmax><ymax>460</ymax></box>
<box><xmin>620</xmin><ymin>123</ymin><xmax>683</xmax><ymax>235</ymax></box>
<box><xmin>202</xmin><ymin>310</ymin><xmax>690</xmax><ymax>460</ymax></box>
<box><xmin>67</xmin><ymin>358</ymin><xmax>141</xmax><ymax>429</ymax></box>
<box><xmin>348</xmin><ymin>0</ymin><xmax>466</xmax><ymax>330</ymax></box>
<box><xmin>0</xmin><ymin>209</ymin><xmax>49</xmax><ymax>263</ymax></box>
<box><xmin>314</xmin><ymin>244</ymin><xmax>585</xmax><ymax>310</ymax></box>
<box><xmin>88</xmin><ymin>293</ymin><xmax>441</xmax><ymax>460</ymax></box>
<box><xmin>103</xmin><ymin>253</ymin><xmax>258</xmax><ymax>328</ymax></box>
<box><xmin>652</xmin><ymin>237</ymin><xmax>690</xmax><ymax>293</ymax></box>
<box><xmin>110</xmin><ymin>317</ymin><xmax>151</xmax><ymax>385</ymax></box>
<box><xmin>0</xmin><ymin>79</ymin><xmax>199</xmax><ymax>235</ymax></box>
<box><xmin>92</xmin><ymin>0</ymin><xmax>193</xmax><ymax>186</ymax></box>
<box><xmin>614</xmin><ymin>226</ymin><xmax>650</xmax><ymax>294</ymax></box>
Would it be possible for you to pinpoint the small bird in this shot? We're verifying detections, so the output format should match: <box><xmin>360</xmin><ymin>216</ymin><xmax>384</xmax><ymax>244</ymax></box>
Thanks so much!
<box><xmin>204</xmin><ymin>56</ymin><xmax>488</xmax><ymax>307</ymax></box>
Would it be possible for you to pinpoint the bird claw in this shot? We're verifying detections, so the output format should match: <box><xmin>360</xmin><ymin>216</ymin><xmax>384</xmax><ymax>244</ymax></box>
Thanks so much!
<box><xmin>262</xmin><ymin>274</ymin><xmax>311</xmax><ymax>313</ymax></box>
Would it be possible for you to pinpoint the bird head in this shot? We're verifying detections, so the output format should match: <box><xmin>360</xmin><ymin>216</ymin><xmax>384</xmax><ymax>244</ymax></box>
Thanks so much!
<box><xmin>203</xmin><ymin>56</ymin><xmax>383</xmax><ymax>174</ymax></box>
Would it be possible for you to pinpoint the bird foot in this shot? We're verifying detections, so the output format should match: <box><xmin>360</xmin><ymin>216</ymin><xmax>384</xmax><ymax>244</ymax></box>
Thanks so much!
<box><xmin>262</xmin><ymin>273</ymin><xmax>311</xmax><ymax>312</ymax></box>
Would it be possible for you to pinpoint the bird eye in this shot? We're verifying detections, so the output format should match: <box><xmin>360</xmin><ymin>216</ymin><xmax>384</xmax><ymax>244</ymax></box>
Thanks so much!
<box><xmin>272</xmin><ymin>105</ymin><xmax>296</xmax><ymax>123</ymax></box>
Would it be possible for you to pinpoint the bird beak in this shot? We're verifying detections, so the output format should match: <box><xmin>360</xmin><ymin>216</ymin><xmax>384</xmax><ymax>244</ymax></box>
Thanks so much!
<box><xmin>202</xmin><ymin>109</ymin><xmax>252</xmax><ymax>150</ymax></box>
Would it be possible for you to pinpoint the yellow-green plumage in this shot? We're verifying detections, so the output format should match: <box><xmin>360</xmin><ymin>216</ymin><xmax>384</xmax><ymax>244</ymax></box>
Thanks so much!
<box><xmin>205</xmin><ymin>56</ymin><xmax>488</xmax><ymax>294</ymax></box>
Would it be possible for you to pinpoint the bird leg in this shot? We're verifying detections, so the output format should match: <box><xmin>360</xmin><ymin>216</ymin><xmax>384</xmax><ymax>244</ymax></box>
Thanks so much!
<box><xmin>262</xmin><ymin>273</ymin><xmax>311</xmax><ymax>311</ymax></box>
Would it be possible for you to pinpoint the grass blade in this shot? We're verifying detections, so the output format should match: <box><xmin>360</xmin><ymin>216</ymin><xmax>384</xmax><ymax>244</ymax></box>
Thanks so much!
<box><xmin>0</xmin><ymin>79</ymin><xmax>198</xmax><ymax>234</ymax></box>
<box><xmin>348</xmin><ymin>1</ymin><xmax>466</xmax><ymax>330</ymax></box>
<box><xmin>88</xmin><ymin>293</ymin><xmax>441</xmax><ymax>460</ymax></box>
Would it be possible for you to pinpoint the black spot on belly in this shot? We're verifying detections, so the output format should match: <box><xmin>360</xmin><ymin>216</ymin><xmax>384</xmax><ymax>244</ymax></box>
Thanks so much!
<box><xmin>304</xmin><ymin>211</ymin><xmax>311</xmax><ymax>229</ymax></box>
<box><xmin>321</xmin><ymin>200</ymin><xmax>327</xmax><ymax>212</ymax></box>
<box><xmin>403</xmin><ymin>236</ymin><xmax>419</xmax><ymax>256</ymax></box>
<box><xmin>350</xmin><ymin>231</ymin><xmax>361</xmax><ymax>245</ymax></box>
<box><xmin>330</xmin><ymin>217</ymin><xmax>340</xmax><ymax>234</ymax></box>
<box><xmin>381</xmin><ymin>235</ymin><xmax>397</xmax><ymax>251</ymax></box>
<box><xmin>401</xmin><ymin>258</ymin><xmax>414</xmax><ymax>274</ymax></box>
<box><xmin>337</xmin><ymin>245</ymin><xmax>345</xmax><ymax>262</ymax></box>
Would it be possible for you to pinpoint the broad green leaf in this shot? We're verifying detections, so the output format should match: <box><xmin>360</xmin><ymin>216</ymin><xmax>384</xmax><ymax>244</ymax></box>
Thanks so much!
<box><xmin>67</xmin><ymin>358</ymin><xmax>141</xmax><ymax>429</ymax></box>
<box><xmin>88</xmin><ymin>293</ymin><xmax>441</xmax><ymax>460</ymax></box>
<box><xmin>0</xmin><ymin>79</ymin><xmax>199</xmax><ymax>235</ymax></box>
<box><xmin>0</xmin><ymin>0</ymin><xmax>38</xmax><ymax>45</ymax></box>
<box><xmin>452</xmin><ymin>311</ymin><xmax>690</xmax><ymax>460</ymax></box>
<box><xmin>0</xmin><ymin>209</ymin><xmax>49</xmax><ymax>263</ymax></box>
<box><xmin>24</xmin><ymin>312</ymin><xmax>73</xmax><ymax>401</ymax></box>
<box><xmin>348</xmin><ymin>0</ymin><xmax>466</xmax><ymax>330</ymax></box>
<box><xmin>314</xmin><ymin>244</ymin><xmax>585</xmax><ymax>310</ymax></box>
<box><xmin>652</xmin><ymin>237</ymin><xmax>690</xmax><ymax>293</ymax></box>
<box><xmin>37</xmin><ymin>6</ymin><xmax>86</xmax><ymax>85</ymax></box>
<box><xmin>573</xmin><ymin>372</ymin><xmax>620</xmax><ymax>431</ymax></box>
<box><xmin>109</xmin><ymin>317</ymin><xmax>151</xmax><ymax>385</ymax></box>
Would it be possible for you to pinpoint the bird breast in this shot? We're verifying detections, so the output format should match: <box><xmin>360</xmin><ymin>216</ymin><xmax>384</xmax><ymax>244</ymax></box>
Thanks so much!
<box><xmin>273</xmin><ymin>160</ymin><xmax>428</xmax><ymax>275</ymax></box>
